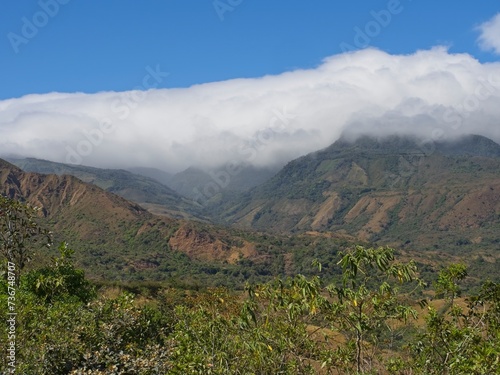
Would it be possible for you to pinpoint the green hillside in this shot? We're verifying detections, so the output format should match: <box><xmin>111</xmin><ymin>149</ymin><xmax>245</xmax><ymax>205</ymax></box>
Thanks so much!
<box><xmin>210</xmin><ymin>134</ymin><xmax>500</xmax><ymax>258</ymax></box>
<box><xmin>0</xmin><ymin>158</ymin><xmax>357</xmax><ymax>287</ymax></box>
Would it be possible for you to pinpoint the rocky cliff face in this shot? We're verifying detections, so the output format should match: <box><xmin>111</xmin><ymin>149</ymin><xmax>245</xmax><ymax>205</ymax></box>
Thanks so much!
<box><xmin>168</xmin><ymin>222</ymin><xmax>257</xmax><ymax>263</ymax></box>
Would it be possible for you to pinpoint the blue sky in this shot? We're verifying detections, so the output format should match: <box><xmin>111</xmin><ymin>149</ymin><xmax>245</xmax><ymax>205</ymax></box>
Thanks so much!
<box><xmin>1</xmin><ymin>1</ymin><xmax>500</xmax><ymax>173</ymax></box>
<box><xmin>0</xmin><ymin>0</ymin><xmax>498</xmax><ymax>100</ymax></box>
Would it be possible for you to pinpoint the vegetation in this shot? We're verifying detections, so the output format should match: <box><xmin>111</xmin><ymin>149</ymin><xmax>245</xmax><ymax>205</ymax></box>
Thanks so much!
<box><xmin>1</xmin><ymin>173</ymin><xmax>499</xmax><ymax>373</ymax></box>
<box><xmin>212</xmin><ymin>135</ymin><xmax>500</xmax><ymax>267</ymax></box>
<box><xmin>1</xmin><ymin>236</ymin><xmax>499</xmax><ymax>373</ymax></box>
<box><xmin>409</xmin><ymin>268</ymin><xmax>500</xmax><ymax>374</ymax></box>
<box><xmin>4</xmin><ymin>145</ymin><xmax>500</xmax><ymax>288</ymax></box>
<box><xmin>0</xmin><ymin>195</ymin><xmax>52</xmax><ymax>281</ymax></box>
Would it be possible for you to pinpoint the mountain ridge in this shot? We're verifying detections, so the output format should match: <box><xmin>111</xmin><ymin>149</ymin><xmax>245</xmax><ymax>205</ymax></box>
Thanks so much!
<box><xmin>0</xmin><ymin>158</ymin><xmax>358</xmax><ymax>286</ymax></box>
<box><xmin>331</xmin><ymin>133</ymin><xmax>500</xmax><ymax>157</ymax></box>
<box><xmin>209</xmin><ymin>134</ymin><xmax>500</xmax><ymax>255</ymax></box>
<box><xmin>6</xmin><ymin>157</ymin><xmax>203</xmax><ymax>220</ymax></box>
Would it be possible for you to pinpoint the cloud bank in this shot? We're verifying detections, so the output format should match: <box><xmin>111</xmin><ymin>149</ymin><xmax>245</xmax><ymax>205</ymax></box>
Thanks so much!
<box><xmin>477</xmin><ymin>13</ymin><xmax>500</xmax><ymax>55</ymax></box>
<box><xmin>1</xmin><ymin>47</ymin><xmax>500</xmax><ymax>173</ymax></box>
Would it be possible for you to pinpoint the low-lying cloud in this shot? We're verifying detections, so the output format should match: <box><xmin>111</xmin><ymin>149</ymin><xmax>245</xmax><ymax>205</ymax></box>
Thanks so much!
<box><xmin>1</xmin><ymin>47</ymin><xmax>500</xmax><ymax>173</ymax></box>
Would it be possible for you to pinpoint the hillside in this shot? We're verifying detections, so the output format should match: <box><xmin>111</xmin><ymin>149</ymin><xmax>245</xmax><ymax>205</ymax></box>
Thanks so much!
<box><xmin>0</xmin><ymin>158</ymin><xmax>355</xmax><ymax>286</ymax></box>
<box><xmin>7</xmin><ymin>157</ymin><xmax>203</xmax><ymax>220</ymax></box>
<box><xmin>213</xmin><ymin>134</ymin><xmax>500</xmax><ymax>256</ymax></box>
<box><xmin>4</xmin><ymin>133</ymin><xmax>500</xmax><ymax>287</ymax></box>
<box><xmin>0</xmin><ymin>158</ymin><xmax>167</xmax><ymax>275</ymax></box>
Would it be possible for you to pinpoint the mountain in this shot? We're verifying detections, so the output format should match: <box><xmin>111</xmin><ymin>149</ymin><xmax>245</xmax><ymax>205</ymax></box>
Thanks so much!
<box><xmin>7</xmin><ymin>157</ymin><xmax>202</xmax><ymax>220</ymax></box>
<box><xmin>0</xmin><ymin>158</ymin><xmax>354</xmax><ymax>286</ymax></box>
<box><xmin>214</xmin><ymin>134</ymin><xmax>500</xmax><ymax>254</ymax></box>
<box><xmin>0</xmin><ymin>158</ymin><xmax>177</xmax><ymax>273</ymax></box>
<box><xmin>2</xmin><ymin>144</ymin><xmax>498</xmax><ymax>288</ymax></box>
<box><xmin>127</xmin><ymin>166</ymin><xmax>174</xmax><ymax>187</ymax></box>
<box><xmin>167</xmin><ymin>165</ymin><xmax>278</xmax><ymax>202</ymax></box>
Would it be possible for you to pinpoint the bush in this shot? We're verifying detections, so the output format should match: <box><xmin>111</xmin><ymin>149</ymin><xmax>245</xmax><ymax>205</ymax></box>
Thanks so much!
<box><xmin>22</xmin><ymin>242</ymin><xmax>95</xmax><ymax>303</ymax></box>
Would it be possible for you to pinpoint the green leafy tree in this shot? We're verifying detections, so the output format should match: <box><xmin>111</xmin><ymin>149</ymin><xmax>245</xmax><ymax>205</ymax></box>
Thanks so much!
<box><xmin>0</xmin><ymin>285</ymin><xmax>171</xmax><ymax>373</ymax></box>
<box><xmin>168</xmin><ymin>284</ymin><xmax>321</xmax><ymax>374</ymax></box>
<box><xmin>324</xmin><ymin>245</ymin><xmax>422</xmax><ymax>374</ymax></box>
<box><xmin>410</xmin><ymin>266</ymin><xmax>500</xmax><ymax>375</ymax></box>
<box><xmin>23</xmin><ymin>242</ymin><xmax>95</xmax><ymax>303</ymax></box>
<box><xmin>434</xmin><ymin>263</ymin><xmax>467</xmax><ymax>307</ymax></box>
<box><xmin>0</xmin><ymin>195</ymin><xmax>52</xmax><ymax>281</ymax></box>
<box><xmin>241</xmin><ymin>274</ymin><xmax>326</xmax><ymax>374</ymax></box>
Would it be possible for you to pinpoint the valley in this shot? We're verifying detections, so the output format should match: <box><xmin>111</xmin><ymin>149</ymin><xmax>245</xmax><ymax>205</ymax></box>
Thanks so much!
<box><xmin>2</xmin><ymin>133</ymin><xmax>500</xmax><ymax>288</ymax></box>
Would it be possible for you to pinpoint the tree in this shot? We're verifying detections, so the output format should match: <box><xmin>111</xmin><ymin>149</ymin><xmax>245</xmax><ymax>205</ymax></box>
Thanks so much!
<box><xmin>410</xmin><ymin>266</ymin><xmax>500</xmax><ymax>375</ymax></box>
<box><xmin>241</xmin><ymin>246</ymin><xmax>425</xmax><ymax>374</ymax></box>
<box><xmin>324</xmin><ymin>245</ymin><xmax>422</xmax><ymax>374</ymax></box>
<box><xmin>0</xmin><ymin>195</ymin><xmax>52</xmax><ymax>281</ymax></box>
<box><xmin>241</xmin><ymin>274</ymin><xmax>326</xmax><ymax>373</ymax></box>
<box><xmin>434</xmin><ymin>263</ymin><xmax>467</xmax><ymax>307</ymax></box>
<box><xmin>23</xmin><ymin>242</ymin><xmax>95</xmax><ymax>303</ymax></box>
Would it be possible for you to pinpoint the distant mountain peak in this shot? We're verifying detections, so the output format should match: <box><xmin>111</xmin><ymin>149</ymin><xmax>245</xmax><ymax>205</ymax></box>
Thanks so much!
<box><xmin>332</xmin><ymin>133</ymin><xmax>426</xmax><ymax>154</ymax></box>
<box><xmin>331</xmin><ymin>132</ymin><xmax>500</xmax><ymax>158</ymax></box>
<box><xmin>434</xmin><ymin>134</ymin><xmax>500</xmax><ymax>158</ymax></box>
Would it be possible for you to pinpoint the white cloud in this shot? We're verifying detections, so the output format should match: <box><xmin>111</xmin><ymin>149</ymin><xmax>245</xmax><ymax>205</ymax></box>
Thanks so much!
<box><xmin>477</xmin><ymin>13</ymin><xmax>500</xmax><ymax>55</ymax></box>
<box><xmin>1</xmin><ymin>47</ymin><xmax>500</xmax><ymax>173</ymax></box>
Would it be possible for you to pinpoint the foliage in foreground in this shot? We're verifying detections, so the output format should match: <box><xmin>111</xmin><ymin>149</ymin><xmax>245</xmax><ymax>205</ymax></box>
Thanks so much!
<box><xmin>1</xmin><ymin>243</ymin><xmax>499</xmax><ymax>374</ymax></box>
<box><xmin>0</xmin><ymin>195</ymin><xmax>52</xmax><ymax>281</ymax></box>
